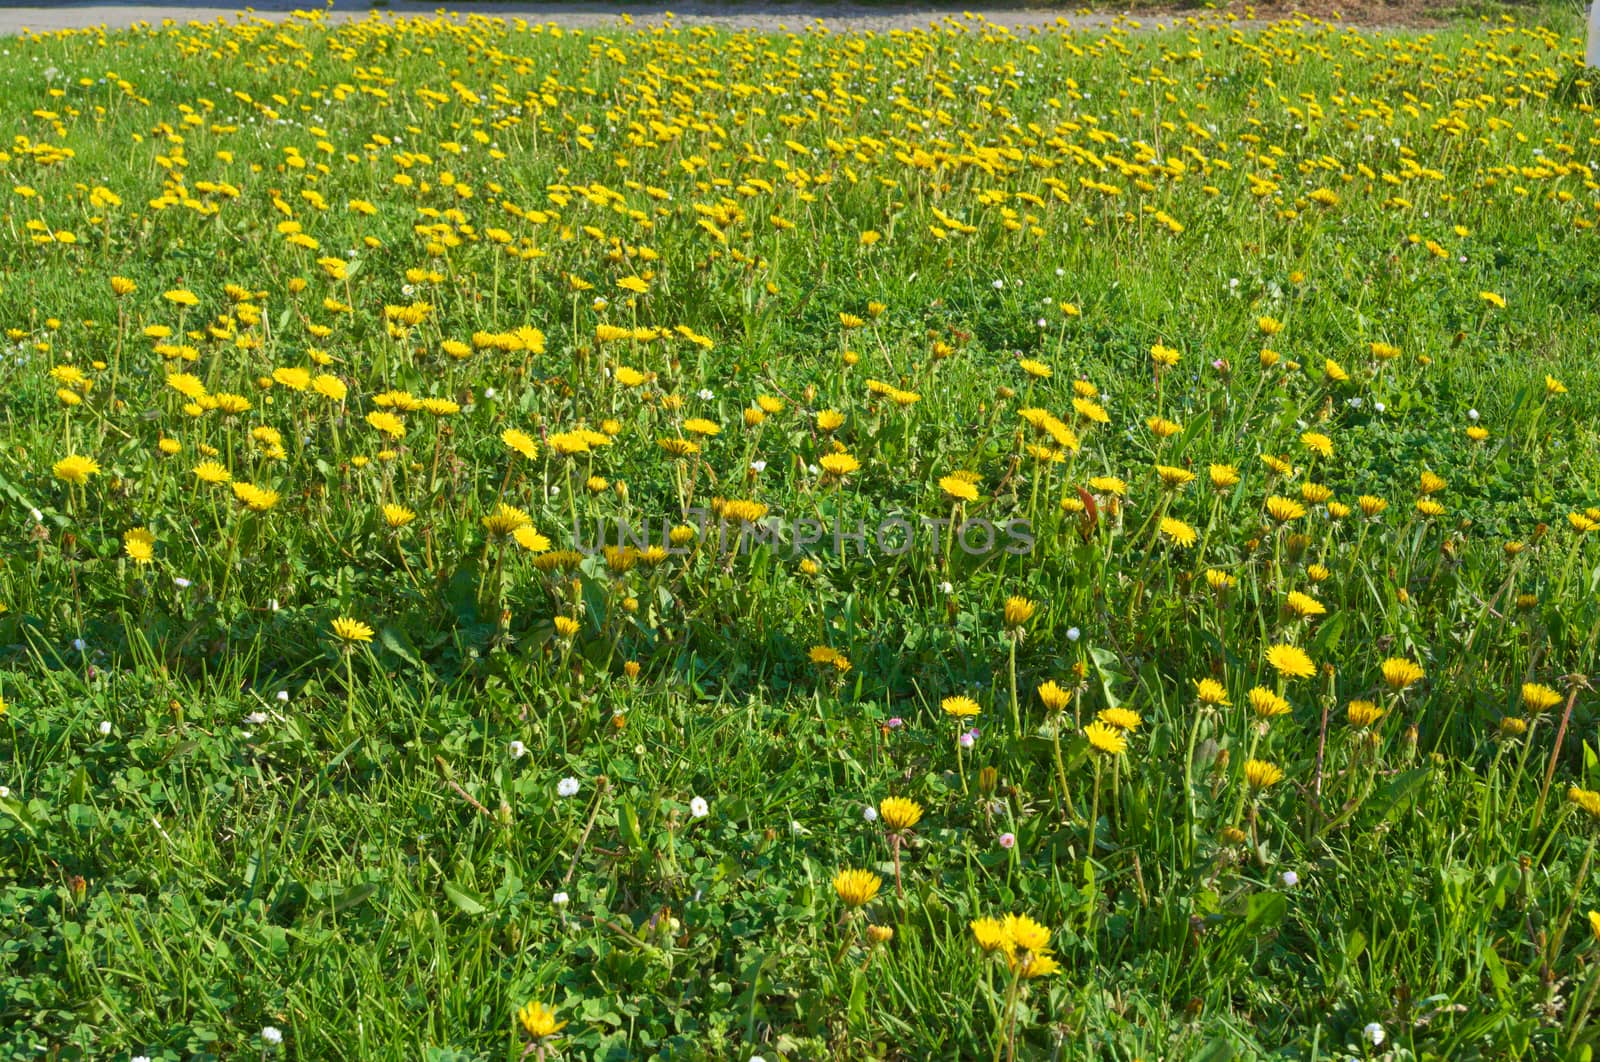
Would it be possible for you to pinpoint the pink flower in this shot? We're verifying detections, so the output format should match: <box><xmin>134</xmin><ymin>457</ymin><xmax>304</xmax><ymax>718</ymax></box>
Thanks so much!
<box><xmin>999</xmin><ymin>832</ymin><xmax>1016</xmax><ymax>849</ymax></box>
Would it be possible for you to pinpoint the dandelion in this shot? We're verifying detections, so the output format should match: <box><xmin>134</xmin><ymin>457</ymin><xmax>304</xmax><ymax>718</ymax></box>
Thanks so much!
<box><xmin>516</xmin><ymin>1002</ymin><xmax>567</xmax><ymax>1042</ymax></box>
<box><xmin>1381</xmin><ymin>657</ymin><xmax>1425</xmax><ymax>691</ymax></box>
<box><xmin>879</xmin><ymin>796</ymin><xmax>922</xmax><ymax>831</ymax></box>
<box><xmin>1159</xmin><ymin>517</ymin><xmax>1197</xmax><ymax>548</ymax></box>
<box><xmin>52</xmin><ymin>454</ymin><xmax>99</xmax><ymax>485</ymax></box>
<box><xmin>332</xmin><ymin>617</ymin><xmax>373</xmax><ymax>644</ymax></box>
<box><xmin>1084</xmin><ymin>720</ymin><xmax>1126</xmax><ymax>755</ymax></box>
<box><xmin>123</xmin><ymin>527</ymin><xmax>155</xmax><ymax>565</ymax></box>
<box><xmin>1244</xmin><ymin>759</ymin><xmax>1284</xmax><ymax>789</ymax></box>
<box><xmin>834</xmin><ymin>868</ymin><xmax>882</xmax><ymax>908</ymax></box>
<box><xmin>1266</xmin><ymin>644</ymin><xmax>1316</xmax><ymax>680</ymax></box>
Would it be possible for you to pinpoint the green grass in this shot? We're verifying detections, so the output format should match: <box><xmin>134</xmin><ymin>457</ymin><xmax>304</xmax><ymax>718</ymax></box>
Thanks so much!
<box><xmin>1</xmin><ymin>6</ymin><xmax>1600</xmax><ymax>1060</ymax></box>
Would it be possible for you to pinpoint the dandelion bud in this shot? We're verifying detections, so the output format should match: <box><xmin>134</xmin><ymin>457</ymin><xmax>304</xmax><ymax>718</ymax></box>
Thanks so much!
<box><xmin>867</xmin><ymin>924</ymin><xmax>894</xmax><ymax>946</ymax></box>
<box><xmin>978</xmin><ymin>766</ymin><xmax>998</xmax><ymax>794</ymax></box>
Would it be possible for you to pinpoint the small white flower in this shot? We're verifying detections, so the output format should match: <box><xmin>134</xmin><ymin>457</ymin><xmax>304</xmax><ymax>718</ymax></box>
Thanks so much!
<box><xmin>557</xmin><ymin>776</ymin><xmax>580</xmax><ymax>798</ymax></box>
<box><xmin>959</xmin><ymin>731</ymin><xmax>975</xmax><ymax>749</ymax></box>
<box><xmin>174</xmin><ymin>577</ymin><xmax>192</xmax><ymax>588</ymax></box>
<box><xmin>276</xmin><ymin>690</ymin><xmax>289</xmax><ymax>702</ymax></box>
<box><xmin>1373</xmin><ymin>401</ymin><xmax>1386</xmax><ymax>413</ymax></box>
<box><xmin>98</xmin><ymin>720</ymin><xmax>111</xmax><ymax>736</ymax></box>
<box><xmin>697</xmin><ymin>388</ymin><xmax>714</xmax><ymax>401</ymax></box>
<box><xmin>1281</xmin><ymin>870</ymin><xmax>1299</xmax><ymax>887</ymax></box>
<box><xmin>133</xmin><ymin>1057</ymin><xmax>151</xmax><ymax>1062</ymax></box>
<box><xmin>482</xmin><ymin>387</ymin><xmax>496</xmax><ymax>399</ymax></box>
<box><xmin>863</xmin><ymin>806</ymin><xmax>878</xmax><ymax>822</ymax></box>
<box><xmin>1054</xmin><ymin>267</ymin><xmax>1064</xmax><ymax>277</ymax></box>
<box><xmin>750</xmin><ymin>459</ymin><xmax>767</xmax><ymax>473</ymax></box>
<box><xmin>991</xmin><ymin>278</ymin><xmax>1004</xmax><ymax>289</ymax></box>
<box><xmin>1468</xmin><ymin>408</ymin><xmax>1479</xmax><ymax>422</ymax></box>
<box><xmin>509</xmin><ymin>740</ymin><xmax>527</xmax><ymax>759</ymax></box>
<box><xmin>262</xmin><ymin>1026</ymin><xmax>283</xmax><ymax>1046</ymax></box>
<box><xmin>689</xmin><ymin>796</ymin><xmax>709</xmax><ymax>818</ymax></box>
<box><xmin>246</xmin><ymin>711</ymin><xmax>268</xmax><ymax>725</ymax></box>
<box><xmin>1363</xmin><ymin>1022</ymin><xmax>1385</xmax><ymax>1046</ymax></box>
<box><xmin>0</xmin><ymin>786</ymin><xmax>10</xmax><ymax>798</ymax></box>
<box><xmin>268</xmin><ymin>598</ymin><xmax>280</xmax><ymax>612</ymax></box>
<box><xmin>1347</xmin><ymin>397</ymin><xmax>1364</xmax><ymax>409</ymax></box>
<box><xmin>73</xmin><ymin>639</ymin><xmax>87</xmax><ymax>652</ymax></box>
<box><xmin>553</xmin><ymin>891</ymin><xmax>570</xmax><ymax>906</ymax></box>
<box><xmin>1036</xmin><ymin>318</ymin><xmax>1047</xmax><ymax>328</ymax></box>
<box><xmin>938</xmin><ymin>580</ymin><xmax>953</xmax><ymax>594</ymax></box>
<box><xmin>1066</xmin><ymin>627</ymin><xmax>1081</xmax><ymax>642</ymax></box>
<box><xmin>29</xmin><ymin>508</ymin><xmax>42</xmax><ymax>523</ymax></box>
<box><xmin>1228</xmin><ymin>277</ymin><xmax>1239</xmax><ymax>288</ymax></box>
<box><xmin>789</xmin><ymin>820</ymin><xmax>803</xmax><ymax>835</ymax></box>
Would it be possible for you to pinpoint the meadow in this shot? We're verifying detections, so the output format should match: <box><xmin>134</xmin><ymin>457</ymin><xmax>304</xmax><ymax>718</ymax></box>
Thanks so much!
<box><xmin>2</xmin><ymin>4</ymin><xmax>1600</xmax><ymax>1059</ymax></box>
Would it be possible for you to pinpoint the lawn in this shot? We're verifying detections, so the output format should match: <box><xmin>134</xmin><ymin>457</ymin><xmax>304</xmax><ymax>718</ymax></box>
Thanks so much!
<box><xmin>2</xmin><ymin>5</ymin><xmax>1600</xmax><ymax>1060</ymax></box>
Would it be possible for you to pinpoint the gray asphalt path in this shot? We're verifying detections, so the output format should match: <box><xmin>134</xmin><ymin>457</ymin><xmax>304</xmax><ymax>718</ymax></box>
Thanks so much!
<box><xmin>0</xmin><ymin>2</ymin><xmax>1129</xmax><ymax>36</ymax></box>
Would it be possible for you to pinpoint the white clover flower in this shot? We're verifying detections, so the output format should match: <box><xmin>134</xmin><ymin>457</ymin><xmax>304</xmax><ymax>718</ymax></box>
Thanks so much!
<box><xmin>98</xmin><ymin>720</ymin><xmax>111</xmax><ymax>736</ymax></box>
<box><xmin>246</xmin><ymin>711</ymin><xmax>268</xmax><ymax>725</ymax></box>
<box><xmin>1066</xmin><ymin>627</ymin><xmax>1081</xmax><ymax>642</ymax></box>
<box><xmin>697</xmin><ymin>388</ymin><xmax>714</xmax><ymax>401</ymax></box>
<box><xmin>553</xmin><ymin>891</ymin><xmax>570</xmax><ymax>906</ymax></box>
<box><xmin>1363</xmin><ymin>1022</ymin><xmax>1385</xmax><ymax>1046</ymax></box>
<box><xmin>262</xmin><ymin>1027</ymin><xmax>283</xmax><ymax>1046</ymax></box>
<box><xmin>863</xmin><ymin>805</ymin><xmax>878</xmax><ymax>823</ymax></box>
<box><xmin>1281</xmin><ymin>870</ymin><xmax>1299</xmax><ymax>887</ymax></box>
<box><xmin>276</xmin><ymin>690</ymin><xmax>290</xmax><ymax>702</ymax></box>
<box><xmin>509</xmin><ymin>740</ymin><xmax>527</xmax><ymax>759</ymax></box>
<box><xmin>689</xmin><ymin>796</ymin><xmax>709</xmax><ymax>818</ymax></box>
<box><xmin>557</xmin><ymin>776</ymin><xmax>580</xmax><ymax>797</ymax></box>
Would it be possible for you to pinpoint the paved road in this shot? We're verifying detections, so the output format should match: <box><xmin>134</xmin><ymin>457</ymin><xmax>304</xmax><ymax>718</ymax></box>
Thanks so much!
<box><xmin>0</xmin><ymin>1</ymin><xmax>1128</xmax><ymax>36</ymax></box>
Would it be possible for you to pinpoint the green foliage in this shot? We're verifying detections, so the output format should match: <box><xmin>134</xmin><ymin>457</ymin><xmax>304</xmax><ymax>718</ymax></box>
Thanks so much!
<box><xmin>0</xmin><ymin>7</ymin><xmax>1598</xmax><ymax>1060</ymax></box>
